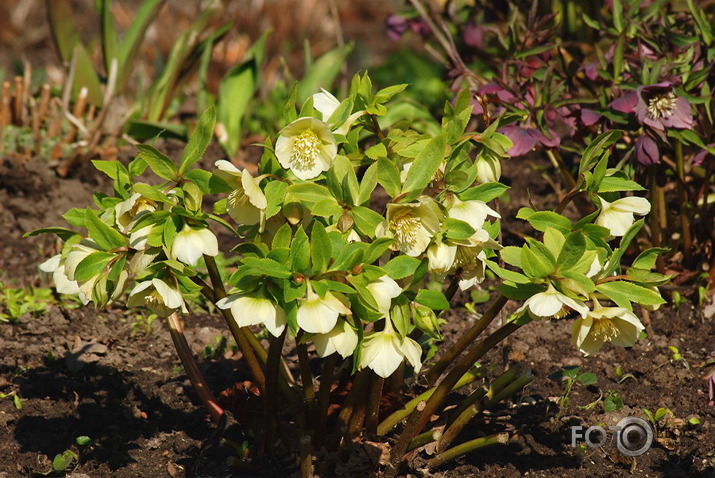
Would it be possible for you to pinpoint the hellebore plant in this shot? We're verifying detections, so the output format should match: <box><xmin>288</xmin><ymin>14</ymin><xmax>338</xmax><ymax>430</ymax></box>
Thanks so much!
<box><xmin>32</xmin><ymin>76</ymin><xmax>667</xmax><ymax>476</ymax></box>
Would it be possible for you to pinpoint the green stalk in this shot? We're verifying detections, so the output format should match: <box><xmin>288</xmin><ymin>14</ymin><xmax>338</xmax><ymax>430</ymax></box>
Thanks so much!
<box><xmin>386</xmin><ymin>321</ymin><xmax>521</xmax><ymax>477</ymax></box>
<box><xmin>377</xmin><ymin>369</ymin><xmax>482</xmax><ymax>436</ymax></box>
<box><xmin>427</xmin><ymin>433</ymin><xmax>509</xmax><ymax>470</ymax></box>
<box><xmin>407</xmin><ymin>428</ymin><xmax>442</xmax><ymax>452</ymax></box>
<box><xmin>426</xmin><ymin>294</ymin><xmax>508</xmax><ymax>385</ymax></box>
<box><xmin>166</xmin><ymin>311</ymin><xmax>223</xmax><ymax>422</ymax></box>
<box><xmin>203</xmin><ymin>255</ymin><xmax>270</xmax><ymax>394</ymax></box>
<box><xmin>675</xmin><ymin>140</ymin><xmax>692</xmax><ymax>266</ymax></box>
<box><xmin>446</xmin><ymin>368</ymin><xmax>519</xmax><ymax>428</ymax></box>
<box><xmin>648</xmin><ymin>167</ymin><xmax>666</xmax><ymax>274</ymax></box>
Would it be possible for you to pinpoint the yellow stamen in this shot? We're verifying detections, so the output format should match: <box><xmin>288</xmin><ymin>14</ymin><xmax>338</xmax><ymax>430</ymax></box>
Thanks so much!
<box><xmin>646</xmin><ymin>91</ymin><xmax>677</xmax><ymax>120</ymax></box>
<box><xmin>291</xmin><ymin>129</ymin><xmax>321</xmax><ymax>170</ymax></box>
<box><xmin>390</xmin><ymin>209</ymin><xmax>420</xmax><ymax>246</ymax></box>
<box><xmin>591</xmin><ymin>318</ymin><xmax>620</xmax><ymax>342</ymax></box>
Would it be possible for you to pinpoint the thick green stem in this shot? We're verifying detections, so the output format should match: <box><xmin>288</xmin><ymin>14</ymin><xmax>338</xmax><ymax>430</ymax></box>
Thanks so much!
<box><xmin>446</xmin><ymin>368</ymin><xmax>519</xmax><ymax>428</ymax></box>
<box><xmin>166</xmin><ymin>312</ymin><xmax>223</xmax><ymax>422</ymax></box>
<box><xmin>203</xmin><ymin>255</ymin><xmax>266</xmax><ymax>393</ymax></box>
<box><xmin>386</xmin><ymin>322</ymin><xmax>521</xmax><ymax>477</ymax></box>
<box><xmin>675</xmin><ymin>140</ymin><xmax>692</xmax><ymax>265</ymax></box>
<box><xmin>407</xmin><ymin>428</ymin><xmax>442</xmax><ymax>452</ymax></box>
<box><xmin>440</xmin><ymin>370</ymin><xmax>531</xmax><ymax>451</ymax></box>
<box><xmin>314</xmin><ymin>354</ymin><xmax>338</xmax><ymax>447</ymax></box>
<box><xmin>426</xmin><ymin>294</ymin><xmax>508</xmax><ymax>385</ymax></box>
<box><xmin>377</xmin><ymin>369</ymin><xmax>482</xmax><ymax>436</ymax></box>
<box><xmin>427</xmin><ymin>433</ymin><xmax>509</xmax><ymax>470</ymax></box>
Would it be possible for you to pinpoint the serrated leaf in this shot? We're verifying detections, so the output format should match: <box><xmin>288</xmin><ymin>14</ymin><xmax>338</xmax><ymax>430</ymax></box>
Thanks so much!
<box><xmin>285</xmin><ymin>183</ymin><xmax>332</xmax><ymax>207</ymax></box>
<box><xmin>522</xmin><ymin>211</ymin><xmax>572</xmax><ymax>233</ymax></box>
<box><xmin>291</xmin><ymin>227</ymin><xmax>310</xmax><ymax>273</ymax></box>
<box><xmin>402</xmin><ymin>134</ymin><xmax>447</xmax><ymax>194</ymax></box>
<box><xmin>24</xmin><ymin>227</ymin><xmax>80</xmax><ymax>241</ymax></box>
<box><xmin>351</xmin><ymin>206</ymin><xmax>384</xmax><ymax>238</ymax></box>
<box><xmin>596</xmin><ymin>281</ymin><xmax>665</xmax><ymax>309</ymax></box>
<box><xmin>415</xmin><ymin>289</ymin><xmax>450</xmax><ymax>310</ymax></box>
<box><xmin>180</xmin><ymin>106</ymin><xmax>216</xmax><ymax>173</ymax></box>
<box><xmin>272</xmin><ymin>223</ymin><xmax>292</xmax><ymax>250</ymax></box>
<box><xmin>486</xmin><ymin>261</ymin><xmax>530</xmax><ymax>284</ymax></box>
<box><xmin>459</xmin><ymin>182</ymin><xmax>510</xmax><ymax>202</ymax></box>
<box><xmin>598</xmin><ymin>176</ymin><xmax>646</xmax><ymax>192</ymax></box>
<box><xmin>377</xmin><ymin>157</ymin><xmax>401</xmax><ymax>197</ymax></box>
<box><xmin>631</xmin><ymin>247</ymin><xmax>669</xmax><ymax>270</ymax></box>
<box><xmin>579</xmin><ymin>130</ymin><xmax>623</xmax><ymax>175</ymax></box>
<box><xmin>241</xmin><ymin>257</ymin><xmax>292</xmax><ymax>279</ymax></box>
<box><xmin>136</xmin><ymin>144</ymin><xmax>177</xmax><ymax>180</ymax></box>
<box><xmin>383</xmin><ymin>256</ymin><xmax>422</xmax><ymax>279</ymax></box>
<box><xmin>74</xmin><ymin>252</ymin><xmax>114</xmax><ymax>282</ymax></box>
<box><xmin>85</xmin><ymin>208</ymin><xmax>126</xmax><ymax>250</ymax></box>
<box><xmin>557</xmin><ymin>232</ymin><xmax>586</xmax><ymax>272</ymax></box>
<box><xmin>264</xmin><ymin>180</ymin><xmax>288</xmax><ymax>219</ymax></box>
<box><xmin>310</xmin><ymin>221</ymin><xmax>331</xmax><ymax>274</ymax></box>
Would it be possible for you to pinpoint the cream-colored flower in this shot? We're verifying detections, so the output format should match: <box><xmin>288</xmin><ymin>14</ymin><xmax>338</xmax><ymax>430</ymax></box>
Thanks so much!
<box><xmin>127</xmin><ymin>278</ymin><xmax>186</xmax><ymax>317</ymax></box>
<box><xmin>451</xmin><ymin>229</ymin><xmax>501</xmax><ymax>290</ymax></box>
<box><xmin>313</xmin><ymin>319</ymin><xmax>359</xmax><ymax>358</ymax></box>
<box><xmin>427</xmin><ymin>241</ymin><xmax>457</xmax><ymax>277</ymax></box>
<box><xmin>475</xmin><ymin>154</ymin><xmax>502</xmax><ymax>183</ymax></box>
<box><xmin>216</xmin><ymin>293</ymin><xmax>286</xmax><ymax>337</ymax></box>
<box><xmin>39</xmin><ymin>254</ymin><xmax>82</xmax><ymax>296</ymax></box>
<box><xmin>572</xmin><ymin>304</ymin><xmax>644</xmax><ymax>355</ymax></box>
<box><xmin>312</xmin><ymin>89</ymin><xmax>365</xmax><ymax>136</ymax></box>
<box><xmin>171</xmin><ymin>225</ymin><xmax>219</xmax><ymax>266</ymax></box>
<box><xmin>275</xmin><ymin>117</ymin><xmax>337</xmax><ymax>180</ymax></box>
<box><xmin>444</xmin><ymin>195</ymin><xmax>500</xmax><ymax>231</ymax></box>
<box><xmin>376</xmin><ymin>197</ymin><xmax>441</xmax><ymax>257</ymax></box>
<box><xmin>115</xmin><ymin>193</ymin><xmax>156</xmax><ymax>232</ymax></box>
<box><xmin>63</xmin><ymin>240</ymin><xmax>104</xmax><ymax>304</ymax></box>
<box><xmin>366</xmin><ymin>275</ymin><xmax>402</xmax><ymax>315</ymax></box>
<box><xmin>359</xmin><ymin>318</ymin><xmax>422</xmax><ymax>378</ymax></box>
<box><xmin>214</xmin><ymin>160</ymin><xmax>267</xmax><ymax>226</ymax></box>
<box><xmin>515</xmin><ymin>284</ymin><xmax>588</xmax><ymax>320</ymax></box>
<box><xmin>297</xmin><ymin>284</ymin><xmax>352</xmax><ymax>334</ymax></box>
<box><xmin>596</xmin><ymin>196</ymin><xmax>651</xmax><ymax>237</ymax></box>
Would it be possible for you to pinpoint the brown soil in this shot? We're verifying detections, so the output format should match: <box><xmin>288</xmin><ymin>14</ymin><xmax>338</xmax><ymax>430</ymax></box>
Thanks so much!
<box><xmin>1</xmin><ymin>148</ymin><xmax>714</xmax><ymax>478</ymax></box>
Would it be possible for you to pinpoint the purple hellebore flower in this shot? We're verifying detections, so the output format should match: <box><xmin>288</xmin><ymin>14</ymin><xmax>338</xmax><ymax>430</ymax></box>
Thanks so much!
<box><xmin>498</xmin><ymin>125</ymin><xmax>560</xmax><ymax>157</ymax></box>
<box><xmin>611</xmin><ymin>83</ymin><xmax>694</xmax><ymax>132</ymax></box>
<box><xmin>463</xmin><ymin>23</ymin><xmax>485</xmax><ymax>49</ymax></box>
<box><xmin>580</xmin><ymin>108</ymin><xmax>602</xmax><ymax>127</ymax></box>
<box><xmin>693</xmin><ymin>145</ymin><xmax>714</xmax><ymax>167</ymax></box>
<box><xmin>386</xmin><ymin>15</ymin><xmax>409</xmax><ymax>41</ymax></box>
<box><xmin>634</xmin><ymin>135</ymin><xmax>660</xmax><ymax>166</ymax></box>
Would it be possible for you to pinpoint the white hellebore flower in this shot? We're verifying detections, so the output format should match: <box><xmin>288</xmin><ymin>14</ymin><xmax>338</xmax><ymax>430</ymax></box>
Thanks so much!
<box><xmin>516</xmin><ymin>284</ymin><xmax>588</xmax><ymax>320</ymax></box>
<box><xmin>475</xmin><ymin>153</ymin><xmax>502</xmax><ymax>183</ymax></box>
<box><xmin>366</xmin><ymin>275</ymin><xmax>402</xmax><ymax>316</ymax></box>
<box><xmin>359</xmin><ymin>318</ymin><xmax>422</xmax><ymax>378</ymax></box>
<box><xmin>214</xmin><ymin>160</ymin><xmax>267</xmax><ymax>226</ymax></box>
<box><xmin>444</xmin><ymin>195</ymin><xmax>500</xmax><ymax>231</ymax></box>
<box><xmin>127</xmin><ymin>278</ymin><xmax>186</xmax><ymax>317</ymax></box>
<box><xmin>572</xmin><ymin>304</ymin><xmax>645</xmax><ymax>355</ymax></box>
<box><xmin>39</xmin><ymin>254</ymin><xmax>82</xmax><ymax>296</ymax></box>
<box><xmin>596</xmin><ymin>196</ymin><xmax>651</xmax><ymax>237</ymax></box>
<box><xmin>312</xmin><ymin>89</ymin><xmax>365</xmax><ymax>136</ymax></box>
<box><xmin>216</xmin><ymin>293</ymin><xmax>287</xmax><ymax>337</ymax></box>
<box><xmin>427</xmin><ymin>241</ymin><xmax>458</xmax><ymax>277</ymax></box>
<box><xmin>63</xmin><ymin>240</ymin><xmax>104</xmax><ymax>304</ymax></box>
<box><xmin>313</xmin><ymin>319</ymin><xmax>359</xmax><ymax>359</ymax></box>
<box><xmin>114</xmin><ymin>193</ymin><xmax>157</xmax><ymax>250</ymax></box>
<box><xmin>297</xmin><ymin>283</ymin><xmax>352</xmax><ymax>334</ymax></box>
<box><xmin>171</xmin><ymin>225</ymin><xmax>219</xmax><ymax>266</ymax></box>
<box><xmin>275</xmin><ymin>117</ymin><xmax>338</xmax><ymax>180</ymax></box>
<box><xmin>377</xmin><ymin>197</ymin><xmax>441</xmax><ymax>257</ymax></box>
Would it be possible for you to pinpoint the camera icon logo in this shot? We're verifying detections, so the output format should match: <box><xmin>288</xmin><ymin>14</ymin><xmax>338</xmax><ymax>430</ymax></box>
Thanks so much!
<box><xmin>570</xmin><ymin>416</ymin><xmax>653</xmax><ymax>456</ymax></box>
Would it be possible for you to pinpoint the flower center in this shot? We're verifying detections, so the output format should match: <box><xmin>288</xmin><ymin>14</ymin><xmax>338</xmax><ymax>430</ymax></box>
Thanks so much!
<box><xmin>591</xmin><ymin>318</ymin><xmax>620</xmax><ymax>342</ymax></box>
<box><xmin>291</xmin><ymin>130</ymin><xmax>321</xmax><ymax>170</ymax></box>
<box><xmin>227</xmin><ymin>188</ymin><xmax>248</xmax><ymax>207</ymax></box>
<box><xmin>390</xmin><ymin>210</ymin><xmax>420</xmax><ymax>246</ymax></box>
<box><xmin>646</xmin><ymin>91</ymin><xmax>677</xmax><ymax>120</ymax></box>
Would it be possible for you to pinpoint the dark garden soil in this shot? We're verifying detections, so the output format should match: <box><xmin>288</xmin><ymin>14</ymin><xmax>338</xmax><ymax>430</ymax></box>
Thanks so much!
<box><xmin>1</xmin><ymin>146</ymin><xmax>714</xmax><ymax>478</ymax></box>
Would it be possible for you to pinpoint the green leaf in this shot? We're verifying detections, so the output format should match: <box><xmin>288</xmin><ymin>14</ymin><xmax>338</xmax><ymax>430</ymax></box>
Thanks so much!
<box><xmin>71</xmin><ymin>43</ymin><xmax>104</xmax><ymax>106</ymax></box>
<box><xmin>285</xmin><ymin>183</ymin><xmax>333</xmax><ymax>207</ymax></box>
<box><xmin>377</xmin><ymin>157</ymin><xmax>401</xmax><ymax>198</ymax></box>
<box><xmin>310</xmin><ymin>222</ymin><xmax>331</xmax><ymax>274</ymax></box>
<box><xmin>24</xmin><ymin>227</ymin><xmax>80</xmax><ymax>242</ymax></box>
<box><xmin>598</xmin><ymin>175</ymin><xmax>646</xmax><ymax>192</ymax></box>
<box><xmin>74</xmin><ymin>252</ymin><xmax>115</xmax><ymax>282</ymax></box>
<box><xmin>298</xmin><ymin>43</ymin><xmax>353</xmax><ymax>103</ymax></box>
<box><xmin>443</xmin><ymin>218</ymin><xmax>476</xmax><ymax>241</ymax></box>
<box><xmin>62</xmin><ymin>208</ymin><xmax>87</xmax><ymax>227</ymax></box>
<box><xmin>116</xmin><ymin>0</ymin><xmax>164</xmax><ymax>88</ymax></box>
<box><xmin>311</xmin><ymin>198</ymin><xmax>343</xmax><ymax>217</ymax></box>
<box><xmin>363</xmin><ymin>238</ymin><xmax>393</xmax><ymax>265</ymax></box>
<box><xmin>520</xmin><ymin>210</ymin><xmax>572</xmax><ymax>233</ymax></box>
<box><xmin>358</xmin><ymin>161</ymin><xmax>378</xmax><ymax>205</ymax></box>
<box><xmin>136</xmin><ymin>144</ymin><xmax>177</xmax><ymax>180</ymax></box>
<box><xmin>53</xmin><ymin>450</ymin><xmax>77</xmax><ymax>471</ymax></box>
<box><xmin>179</xmin><ymin>106</ymin><xmax>216</xmax><ymax>173</ymax></box>
<box><xmin>415</xmin><ymin>289</ymin><xmax>450</xmax><ymax>310</ymax></box>
<box><xmin>328</xmin><ymin>155</ymin><xmax>359</xmax><ymax>205</ymax></box>
<box><xmin>486</xmin><ymin>261</ymin><xmax>530</xmax><ymax>284</ymax></box>
<box><xmin>577</xmin><ymin>372</ymin><xmax>598</xmax><ymax>386</ymax></box>
<box><xmin>557</xmin><ymin>231</ymin><xmax>586</xmax><ymax>272</ymax></box>
<box><xmin>459</xmin><ymin>182</ymin><xmax>510</xmax><ymax>202</ymax></box>
<box><xmin>291</xmin><ymin>227</ymin><xmax>311</xmax><ymax>273</ymax></box>
<box><xmin>499</xmin><ymin>246</ymin><xmax>522</xmax><ymax>268</ymax></box>
<box><xmin>241</xmin><ymin>257</ymin><xmax>292</xmax><ymax>279</ymax></box>
<box><xmin>402</xmin><ymin>134</ymin><xmax>447</xmax><ymax>194</ymax></box>
<box><xmin>631</xmin><ymin>247</ymin><xmax>669</xmax><ymax>270</ymax></box>
<box><xmin>218</xmin><ymin>60</ymin><xmax>258</xmax><ymax>157</ymax></box>
<box><xmin>264</xmin><ymin>180</ymin><xmax>288</xmax><ymax>219</ymax></box>
<box><xmin>99</xmin><ymin>0</ymin><xmax>118</xmax><ymax>75</ymax></box>
<box><xmin>383</xmin><ymin>256</ymin><xmax>422</xmax><ymax>280</ymax></box>
<box><xmin>46</xmin><ymin>0</ymin><xmax>80</xmax><ymax>62</ymax></box>
<box><xmin>579</xmin><ymin>130</ymin><xmax>623</xmax><ymax>175</ymax></box>
<box><xmin>85</xmin><ymin>208</ymin><xmax>126</xmax><ymax>250</ymax></box>
<box><xmin>624</xmin><ymin>268</ymin><xmax>671</xmax><ymax>286</ymax></box>
<box><xmin>351</xmin><ymin>206</ymin><xmax>384</xmax><ymax>238</ymax></box>
<box><xmin>521</xmin><ymin>242</ymin><xmax>555</xmax><ymax>278</ymax></box>
<box><xmin>602</xmin><ymin>219</ymin><xmax>645</xmax><ymax>277</ymax></box>
<box><xmin>596</xmin><ymin>281</ymin><xmax>665</xmax><ymax>309</ymax></box>
<box><xmin>272</xmin><ymin>223</ymin><xmax>292</xmax><ymax>249</ymax></box>
<box><xmin>125</xmin><ymin>119</ymin><xmax>187</xmax><ymax>141</ymax></box>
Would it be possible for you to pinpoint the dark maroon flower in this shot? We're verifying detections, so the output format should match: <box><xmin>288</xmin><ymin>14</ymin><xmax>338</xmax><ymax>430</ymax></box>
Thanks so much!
<box><xmin>610</xmin><ymin>90</ymin><xmax>638</xmax><ymax>113</ymax></box>
<box><xmin>498</xmin><ymin>125</ymin><xmax>559</xmax><ymax>157</ymax></box>
<box><xmin>693</xmin><ymin>145</ymin><xmax>714</xmax><ymax>167</ymax></box>
<box><xmin>634</xmin><ymin>83</ymin><xmax>693</xmax><ymax>131</ymax></box>
<box><xmin>634</xmin><ymin>135</ymin><xmax>660</xmax><ymax>166</ymax></box>
<box><xmin>463</xmin><ymin>23</ymin><xmax>485</xmax><ymax>49</ymax></box>
<box><xmin>409</xmin><ymin>18</ymin><xmax>431</xmax><ymax>37</ymax></box>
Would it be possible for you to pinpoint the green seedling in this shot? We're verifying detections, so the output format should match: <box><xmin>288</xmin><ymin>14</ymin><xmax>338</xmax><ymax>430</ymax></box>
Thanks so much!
<box><xmin>550</xmin><ymin>366</ymin><xmax>597</xmax><ymax>418</ymax></box>
<box><xmin>51</xmin><ymin>435</ymin><xmax>93</xmax><ymax>473</ymax></box>
<box><xmin>0</xmin><ymin>391</ymin><xmax>22</xmax><ymax>410</ymax></box>
<box><xmin>0</xmin><ymin>283</ymin><xmax>55</xmax><ymax>323</ymax></box>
